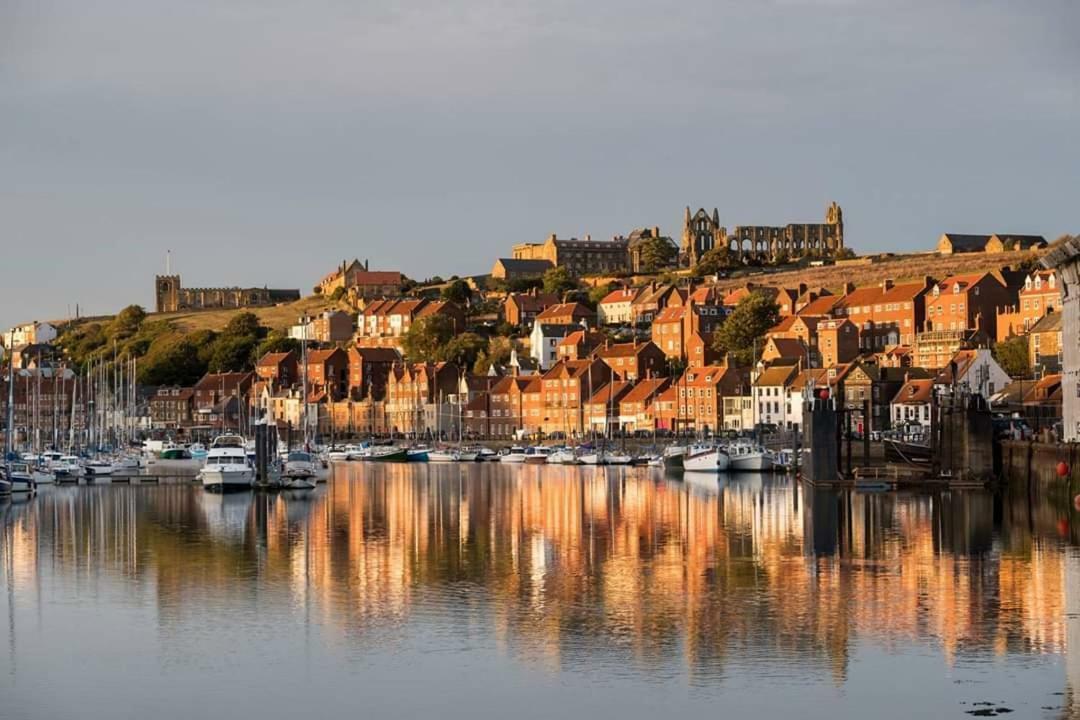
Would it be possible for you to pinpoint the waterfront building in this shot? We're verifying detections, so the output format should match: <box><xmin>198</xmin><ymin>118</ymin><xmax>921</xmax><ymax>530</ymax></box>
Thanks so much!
<box><xmin>932</xmin><ymin>348</ymin><xmax>1011</xmax><ymax>401</ymax></box>
<box><xmin>154</xmin><ymin>274</ymin><xmax>299</xmax><ymax>314</ymax></box>
<box><xmin>584</xmin><ymin>380</ymin><xmax>632</xmax><ymax>435</ymax></box>
<box><xmin>305</xmin><ymin>348</ymin><xmax>349</xmax><ymax>401</ymax></box>
<box><xmin>149</xmin><ymin>386</ymin><xmax>195</xmax><ymax>430</ymax></box>
<box><xmin>347</xmin><ymin>347</ymin><xmax>400</xmax><ymax>400</ymax></box>
<box><xmin>752</xmin><ymin>364</ymin><xmax>799</xmax><ymax>430</ymax></box>
<box><xmin>255</xmin><ymin>351</ymin><xmax>299</xmax><ymax>389</ymax></box>
<box><xmin>1040</xmin><ymin>236</ymin><xmax>1080</xmax><ymax>441</ymax></box>
<box><xmin>555</xmin><ymin>330</ymin><xmax>607</xmax><ymax>363</ymax></box>
<box><xmin>192</xmin><ymin>372</ymin><xmax>254</xmax><ymax>430</ymax></box>
<box><xmin>833</xmin><ymin>278</ymin><xmax>930</xmax><ymax>348</ymax></box>
<box><xmin>890</xmin><ymin>377</ymin><xmax>934</xmax><ymax>434</ymax></box>
<box><xmin>539</xmin><ymin>358</ymin><xmax>611</xmax><ymax>437</ymax></box>
<box><xmin>617</xmin><ymin>377</ymin><xmax>671</xmax><ymax>432</ymax></box>
<box><xmin>658</xmin><ymin>365</ymin><xmax>748</xmax><ymax>435</ymax></box>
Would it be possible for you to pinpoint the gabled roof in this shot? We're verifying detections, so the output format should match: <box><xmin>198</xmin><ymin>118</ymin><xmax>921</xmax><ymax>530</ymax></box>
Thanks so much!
<box><xmin>892</xmin><ymin>378</ymin><xmax>934</xmax><ymax>405</ymax></box>
<box><xmin>536</xmin><ymin>302</ymin><xmax>592</xmax><ymax>321</ymax></box>
<box><xmin>765</xmin><ymin>337</ymin><xmax>807</xmax><ymax>359</ymax></box>
<box><xmin>595</xmin><ymin>341</ymin><xmax>656</xmax><ymax>359</ymax></box>
<box><xmin>307</xmin><ymin>348</ymin><xmax>346</xmax><ymax>364</ymax></box>
<box><xmin>940</xmin><ymin>233</ymin><xmax>991</xmax><ymax>251</ymax></box>
<box><xmin>797</xmin><ymin>295</ymin><xmax>842</xmax><ymax>317</ymax></box>
<box><xmin>599</xmin><ymin>287</ymin><xmax>641</xmax><ymax>305</ymax></box>
<box><xmin>619</xmin><ymin>377</ymin><xmax>670</xmax><ymax>404</ymax></box>
<box><xmin>349</xmin><ymin>347</ymin><xmax>402</xmax><ymax>362</ymax></box>
<box><xmin>351</xmin><ymin>270</ymin><xmax>402</xmax><ymax>285</ymax></box>
<box><xmin>508</xmin><ymin>291</ymin><xmax>560</xmax><ymax>312</ymax></box>
<box><xmin>754</xmin><ymin>365</ymin><xmax>799</xmax><ymax>387</ymax></box>
<box><xmin>494</xmin><ymin>258</ymin><xmax>554</xmax><ymax>273</ymax></box>
<box><xmin>788</xmin><ymin>369</ymin><xmax>828</xmax><ymax>392</ymax></box>
<box><xmin>586</xmin><ymin>381</ymin><xmax>633</xmax><ymax>406</ymax></box>
<box><xmin>257</xmin><ymin>351</ymin><xmax>295</xmax><ymax>368</ymax></box>
<box><xmin>654</xmin><ymin>306</ymin><xmax>686</xmax><ymax>323</ymax></box>
<box><xmin>1029</xmin><ymin>312</ymin><xmax>1061</xmax><ymax>334</ymax></box>
<box><xmin>768</xmin><ymin>316</ymin><xmax>798</xmax><ymax>334</ymax></box>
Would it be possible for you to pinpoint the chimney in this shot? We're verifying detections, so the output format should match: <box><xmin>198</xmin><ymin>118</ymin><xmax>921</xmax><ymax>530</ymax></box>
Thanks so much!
<box><xmin>882</xmin><ymin>278</ymin><xmax>894</xmax><ymax>292</ymax></box>
<box><xmin>798</xmin><ymin>282</ymin><xmax>808</xmax><ymax>296</ymax></box>
<box><xmin>843</xmin><ymin>282</ymin><xmax>855</xmax><ymax>294</ymax></box>
<box><xmin>653</xmin><ymin>226</ymin><xmax>660</xmax><ymax>238</ymax></box>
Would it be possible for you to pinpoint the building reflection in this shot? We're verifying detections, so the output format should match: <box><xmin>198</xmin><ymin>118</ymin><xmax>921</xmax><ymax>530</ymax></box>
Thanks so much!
<box><xmin>0</xmin><ymin>468</ymin><xmax>1077</xmax><ymax>693</ymax></box>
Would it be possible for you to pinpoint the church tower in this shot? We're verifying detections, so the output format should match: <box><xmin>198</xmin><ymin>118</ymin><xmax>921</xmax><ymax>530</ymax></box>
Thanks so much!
<box><xmin>155</xmin><ymin>275</ymin><xmax>180</xmax><ymax>313</ymax></box>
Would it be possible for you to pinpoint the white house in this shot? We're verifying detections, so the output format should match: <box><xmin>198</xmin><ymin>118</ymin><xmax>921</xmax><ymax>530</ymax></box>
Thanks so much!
<box><xmin>890</xmin><ymin>377</ymin><xmax>934</xmax><ymax>435</ymax></box>
<box><xmin>3</xmin><ymin>321</ymin><xmax>57</xmax><ymax>349</ymax></box>
<box><xmin>752</xmin><ymin>364</ymin><xmax>798</xmax><ymax>430</ymax></box>
<box><xmin>597</xmin><ymin>287</ymin><xmax>640</xmax><ymax>326</ymax></box>
<box><xmin>933</xmin><ymin>348</ymin><xmax>1011</xmax><ymax>401</ymax></box>
<box><xmin>529</xmin><ymin>322</ymin><xmax>580</xmax><ymax>370</ymax></box>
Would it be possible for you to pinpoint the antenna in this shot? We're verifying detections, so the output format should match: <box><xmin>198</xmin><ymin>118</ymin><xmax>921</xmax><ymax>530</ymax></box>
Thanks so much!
<box><xmin>166</xmin><ymin>249</ymin><xmax>172</xmax><ymax>275</ymax></box>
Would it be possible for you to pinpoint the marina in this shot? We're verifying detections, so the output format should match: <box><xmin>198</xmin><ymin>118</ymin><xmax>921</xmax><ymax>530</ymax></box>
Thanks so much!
<box><xmin>1</xmin><ymin>462</ymin><xmax>1077</xmax><ymax>719</ymax></box>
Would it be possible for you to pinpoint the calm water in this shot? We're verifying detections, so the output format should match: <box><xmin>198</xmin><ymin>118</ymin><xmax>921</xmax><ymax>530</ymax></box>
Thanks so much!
<box><xmin>1</xmin><ymin>464</ymin><xmax>1078</xmax><ymax>719</ymax></box>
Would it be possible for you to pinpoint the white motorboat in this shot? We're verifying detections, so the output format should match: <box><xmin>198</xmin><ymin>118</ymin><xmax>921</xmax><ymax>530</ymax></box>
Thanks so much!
<box><xmin>477</xmin><ymin>447</ymin><xmax>499</xmax><ymax>461</ymax></box>
<box><xmin>682</xmin><ymin>445</ymin><xmax>731</xmax><ymax>472</ymax></box>
<box><xmin>457</xmin><ymin>446</ymin><xmax>482</xmax><ymax>462</ymax></box>
<box><xmin>604</xmin><ymin>452</ymin><xmax>632</xmax><ymax>466</ymax></box>
<box><xmin>547</xmin><ymin>448</ymin><xmax>580</xmax><ymax>465</ymax></box>
<box><xmin>499</xmin><ymin>446</ymin><xmax>528</xmax><ymax>463</ymax></box>
<box><xmin>646</xmin><ymin>455</ymin><xmax>665</xmax><ymax>467</ymax></box>
<box><xmin>725</xmin><ymin>441</ymin><xmax>774</xmax><ymax>471</ymax></box>
<box><xmin>281</xmin><ymin>451</ymin><xmax>318</xmax><ymax>489</ymax></box>
<box><xmin>523</xmin><ymin>446</ymin><xmax>551</xmax><ymax>464</ymax></box>
<box><xmin>83</xmin><ymin>460</ymin><xmax>116</xmax><ymax>480</ymax></box>
<box><xmin>427</xmin><ymin>449</ymin><xmax>460</xmax><ymax>463</ymax></box>
<box><xmin>53</xmin><ymin>455</ymin><xmax>83</xmax><ymax>479</ymax></box>
<box><xmin>579</xmin><ymin>451</ymin><xmax>602</xmax><ymax>465</ymax></box>
<box><xmin>327</xmin><ymin>446</ymin><xmax>352</xmax><ymax>462</ymax></box>
<box><xmin>7</xmin><ymin>462</ymin><xmax>50</xmax><ymax>491</ymax></box>
<box><xmin>200</xmin><ymin>435</ymin><xmax>255</xmax><ymax>491</ymax></box>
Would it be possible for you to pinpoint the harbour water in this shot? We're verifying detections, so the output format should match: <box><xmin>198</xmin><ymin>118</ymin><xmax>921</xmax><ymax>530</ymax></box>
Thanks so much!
<box><xmin>1</xmin><ymin>463</ymin><xmax>1078</xmax><ymax>719</ymax></box>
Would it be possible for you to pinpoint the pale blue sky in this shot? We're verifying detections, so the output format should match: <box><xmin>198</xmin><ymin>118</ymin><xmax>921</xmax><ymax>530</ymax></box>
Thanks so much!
<box><xmin>1</xmin><ymin>0</ymin><xmax>1077</xmax><ymax>330</ymax></box>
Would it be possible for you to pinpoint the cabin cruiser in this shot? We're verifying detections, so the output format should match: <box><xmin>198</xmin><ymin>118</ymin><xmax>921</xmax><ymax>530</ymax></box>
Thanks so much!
<box><xmin>457</xmin><ymin>446</ymin><xmax>482</xmax><ymax>462</ymax></box>
<box><xmin>200</xmin><ymin>435</ymin><xmax>255</xmax><ymax>491</ymax></box>
<box><xmin>281</xmin><ymin>451</ymin><xmax>318</xmax><ymax>489</ymax></box>
<box><xmin>523</xmin><ymin>446</ymin><xmax>551</xmax><ymax>464</ymax></box>
<box><xmin>725</xmin><ymin>441</ymin><xmax>774</xmax><ymax>471</ymax></box>
<box><xmin>327</xmin><ymin>446</ymin><xmax>352</xmax><ymax>462</ymax></box>
<box><xmin>683</xmin><ymin>444</ymin><xmax>731</xmax><ymax>472</ymax></box>
<box><xmin>499</xmin><ymin>446</ymin><xmax>528</xmax><ymax>463</ymax></box>
<box><xmin>406</xmin><ymin>447</ymin><xmax>430</xmax><ymax>462</ymax></box>
<box><xmin>7</xmin><ymin>462</ymin><xmax>52</xmax><ymax>491</ymax></box>
<box><xmin>54</xmin><ymin>455</ymin><xmax>83</xmax><ymax>479</ymax></box>
<box><xmin>83</xmin><ymin>459</ymin><xmax>116</xmax><ymax>479</ymax></box>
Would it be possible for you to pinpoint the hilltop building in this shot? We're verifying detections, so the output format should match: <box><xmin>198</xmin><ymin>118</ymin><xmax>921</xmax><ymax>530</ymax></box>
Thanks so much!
<box><xmin>681</xmin><ymin>201</ymin><xmax>844</xmax><ymax>267</ymax></box>
<box><xmin>155</xmin><ymin>275</ymin><xmax>299</xmax><ymax>314</ymax></box>
<box><xmin>936</xmin><ymin>233</ymin><xmax>1047</xmax><ymax>255</ymax></box>
<box><xmin>512</xmin><ymin>233</ymin><xmax>629</xmax><ymax>276</ymax></box>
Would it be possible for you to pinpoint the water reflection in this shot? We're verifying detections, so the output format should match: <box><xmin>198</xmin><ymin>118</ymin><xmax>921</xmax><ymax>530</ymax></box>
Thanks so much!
<box><xmin>1</xmin><ymin>466</ymin><xmax>1078</xmax><ymax>718</ymax></box>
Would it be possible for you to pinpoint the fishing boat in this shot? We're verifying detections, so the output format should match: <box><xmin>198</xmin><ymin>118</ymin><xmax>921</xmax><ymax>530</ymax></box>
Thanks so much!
<box><xmin>683</xmin><ymin>444</ymin><xmax>731</xmax><ymax>472</ymax></box>
<box><xmin>369</xmin><ymin>446</ymin><xmax>409</xmax><ymax>462</ymax></box>
<box><xmin>725</xmin><ymin>441</ymin><xmax>774</xmax><ymax>471</ymax></box>
<box><xmin>200</xmin><ymin>435</ymin><xmax>255</xmax><ymax>491</ymax></box>
<box><xmin>499</xmin><ymin>446</ymin><xmax>528</xmax><ymax>463</ymax></box>
<box><xmin>281</xmin><ymin>450</ymin><xmax>318</xmax><ymax>490</ymax></box>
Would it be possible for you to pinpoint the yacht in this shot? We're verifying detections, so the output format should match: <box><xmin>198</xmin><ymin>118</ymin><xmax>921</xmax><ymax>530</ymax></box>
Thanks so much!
<box><xmin>281</xmin><ymin>451</ymin><xmax>318</xmax><ymax>489</ymax></box>
<box><xmin>54</xmin><ymin>455</ymin><xmax>83</xmax><ymax>479</ymax></box>
<box><xmin>369</xmin><ymin>446</ymin><xmax>408</xmax><ymax>462</ymax></box>
<box><xmin>662</xmin><ymin>444</ymin><xmax>687</xmax><ymax>470</ymax></box>
<box><xmin>200</xmin><ymin>435</ymin><xmax>255</xmax><ymax>491</ymax></box>
<box><xmin>457</xmin><ymin>446</ymin><xmax>482</xmax><ymax>462</ymax></box>
<box><xmin>725</xmin><ymin>441</ymin><xmax>774</xmax><ymax>471</ymax></box>
<box><xmin>406</xmin><ymin>447</ymin><xmax>430</xmax><ymax>462</ymax></box>
<box><xmin>683</xmin><ymin>444</ymin><xmax>731</xmax><ymax>472</ymax></box>
<box><xmin>603</xmin><ymin>451</ymin><xmax>632</xmax><ymax>466</ymax></box>
<box><xmin>499</xmin><ymin>446</ymin><xmax>528</xmax><ymax>463</ymax></box>
<box><xmin>327</xmin><ymin>446</ymin><xmax>352</xmax><ymax>462</ymax></box>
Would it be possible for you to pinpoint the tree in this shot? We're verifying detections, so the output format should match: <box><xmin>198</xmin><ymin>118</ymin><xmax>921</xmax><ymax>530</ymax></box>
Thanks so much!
<box><xmin>994</xmin><ymin>337</ymin><xmax>1030</xmax><ymax>378</ymax></box>
<box><xmin>542</xmin><ymin>266</ymin><xmax>578</xmax><ymax>296</ymax></box>
<box><xmin>255</xmin><ymin>332</ymin><xmax>300</xmax><ymax>360</ymax></box>
<box><xmin>474</xmin><ymin>336</ymin><xmax>514</xmax><ymax>375</ymax></box>
<box><xmin>588</xmin><ymin>283</ymin><xmax>616</xmax><ymax>308</ymax></box>
<box><xmin>507</xmin><ymin>276</ymin><xmax>544</xmax><ymax>293</ymax></box>
<box><xmin>639</xmin><ymin>237</ymin><xmax>677</xmax><ymax>272</ymax></box>
<box><xmin>711</xmin><ymin>292</ymin><xmax>780</xmax><ymax>366</ymax></box>
<box><xmin>208</xmin><ymin>333</ymin><xmax>260</xmax><ymax>373</ymax></box>
<box><xmin>138</xmin><ymin>334</ymin><xmax>208</xmax><ymax>386</ymax></box>
<box><xmin>111</xmin><ymin>305</ymin><xmax>147</xmax><ymax>338</ymax></box>
<box><xmin>402</xmin><ymin>315</ymin><xmax>455</xmax><ymax>363</ymax></box>
<box><xmin>693</xmin><ymin>247</ymin><xmax>736</xmax><ymax>277</ymax></box>
<box><xmin>222</xmin><ymin>312</ymin><xmax>261</xmax><ymax>339</ymax></box>
<box><xmin>442</xmin><ymin>333</ymin><xmax>487</xmax><ymax>369</ymax></box>
<box><xmin>442</xmin><ymin>279</ymin><xmax>473</xmax><ymax>306</ymax></box>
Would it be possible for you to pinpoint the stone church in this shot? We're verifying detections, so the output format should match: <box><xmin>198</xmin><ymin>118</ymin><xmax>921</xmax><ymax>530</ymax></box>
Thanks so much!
<box><xmin>681</xmin><ymin>202</ymin><xmax>845</xmax><ymax>266</ymax></box>
<box><xmin>155</xmin><ymin>275</ymin><xmax>300</xmax><ymax>313</ymax></box>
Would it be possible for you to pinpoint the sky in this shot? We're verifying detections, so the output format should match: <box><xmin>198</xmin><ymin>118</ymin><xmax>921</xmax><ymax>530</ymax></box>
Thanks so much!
<box><xmin>1</xmin><ymin>0</ymin><xmax>1077</xmax><ymax>330</ymax></box>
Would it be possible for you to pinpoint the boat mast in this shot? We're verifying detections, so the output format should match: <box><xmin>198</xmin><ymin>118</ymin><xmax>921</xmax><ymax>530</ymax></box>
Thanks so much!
<box><xmin>5</xmin><ymin>354</ymin><xmax>14</xmax><ymax>476</ymax></box>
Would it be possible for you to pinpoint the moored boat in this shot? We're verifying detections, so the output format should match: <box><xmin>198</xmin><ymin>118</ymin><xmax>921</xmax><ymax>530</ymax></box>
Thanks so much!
<box><xmin>281</xmin><ymin>451</ymin><xmax>318</xmax><ymax>489</ymax></box>
<box><xmin>427</xmin><ymin>448</ymin><xmax>460</xmax><ymax>463</ymax></box>
<box><xmin>682</xmin><ymin>444</ymin><xmax>731</xmax><ymax>472</ymax></box>
<box><xmin>200</xmin><ymin>435</ymin><xmax>255</xmax><ymax>491</ymax></box>
<box><xmin>369</xmin><ymin>446</ymin><xmax>409</xmax><ymax>462</ymax></box>
<box><xmin>523</xmin><ymin>446</ymin><xmax>551</xmax><ymax>464</ymax></box>
<box><xmin>499</xmin><ymin>446</ymin><xmax>528</xmax><ymax>463</ymax></box>
<box><xmin>725</xmin><ymin>441</ymin><xmax>774</xmax><ymax>471</ymax></box>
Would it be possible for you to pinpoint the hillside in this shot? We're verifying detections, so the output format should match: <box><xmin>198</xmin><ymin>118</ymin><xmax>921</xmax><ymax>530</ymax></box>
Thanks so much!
<box><xmin>707</xmin><ymin>249</ymin><xmax>1044</xmax><ymax>295</ymax></box>
<box><xmin>149</xmin><ymin>295</ymin><xmax>342</xmax><ymax>333</ymax></box>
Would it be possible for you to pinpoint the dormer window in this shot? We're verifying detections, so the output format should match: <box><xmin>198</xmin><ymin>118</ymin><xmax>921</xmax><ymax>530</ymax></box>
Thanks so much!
<box><xmin>933</xmin><ymin>286</ymin><xmax>940</xmax><ymax>297</ymax></box>
<box><xmin>1050</xmin><ymin>275</ymin><xmax>1056</xmax><ymax>289</ymax></box>
<box><xmin>953</xmin><ymin>284</ymin><xmax>961</xmax><ymax>294</ymax></box>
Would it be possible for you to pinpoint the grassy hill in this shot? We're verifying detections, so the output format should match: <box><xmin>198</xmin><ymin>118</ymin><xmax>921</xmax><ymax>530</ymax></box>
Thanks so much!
<box><xmin>149</xmin><ymin>295</ymin><xmax>342</xmax><ymax>334</ymax></box>
<box><xmin>708</xmin><ymin>249</ymin><xmax>1044</xmax><ymax>295</ymax></box>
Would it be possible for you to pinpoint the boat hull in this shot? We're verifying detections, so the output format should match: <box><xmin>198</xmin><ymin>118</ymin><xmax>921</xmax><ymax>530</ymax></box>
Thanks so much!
<box><xmin>201</xmin><ymin>469</ymin><xmax>254</xmax><ymax>491</ymax></box>
<box><xmin>729</xmin><ymin>455</ymin><xmax>773</xmax><ymax>471</ymax></box>
<box><xmin>369</xmin><ymin>449</ymin><xmax>409</xmax><ymax>462</ymax></box>
<box><xmin>683</xmin><ymin>449</ymin><xmax>731</xmax><ymax>472</ymax></box>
